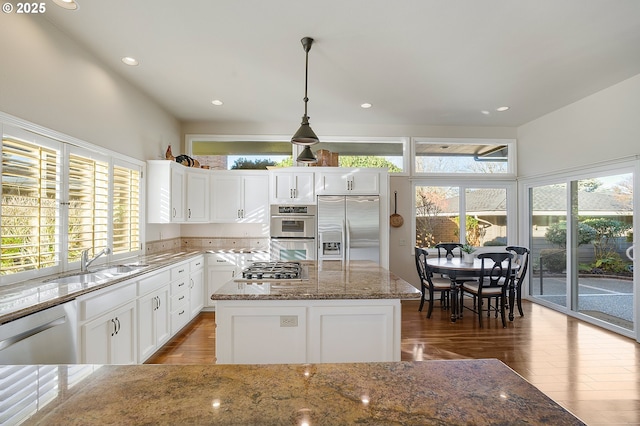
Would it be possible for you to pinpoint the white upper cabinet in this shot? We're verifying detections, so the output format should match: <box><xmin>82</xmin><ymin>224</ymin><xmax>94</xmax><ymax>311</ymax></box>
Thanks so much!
<box><xmin>210</xmin><ymin>171</ymin><xmax>269</xmax><ymax>223</ymax></box>
<box><xmin>270</xmin><ymin>170</ymin><xmax>315</xmax><ymax>204</ymax></box>
<box><xmin>186</xmin><ymin>168</ymin><xmax>210</xmax><ymax>222</ymax></box>
<box><xmin>147</xmin><ymin>160</ymin><xmax>186</xmax><ymax>223</ymax></box>
<box><xmin>316</xmin><ymin>169</ymin><xmax>380</xmax><ymax>195</ymax></box>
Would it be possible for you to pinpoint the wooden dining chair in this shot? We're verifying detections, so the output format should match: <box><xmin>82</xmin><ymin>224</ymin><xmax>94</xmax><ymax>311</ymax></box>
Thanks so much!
<box><xmin>414</xmin><ymin>247</ymin><xmax>451</xmax><ymax>318</ymax></box>
<box><xmin>460</xmin><ymin>252</ymin><xmax>513</xmax><ymax>327</ymax></box>
<box><xmin>506</xmin><ymin>246</ymin><xmax>530</xmax><ymax>317</ymax></box>
<box><xmin>434</xmin><ymin>243</ymin><xmax>463</xmax><ymax>260</ymax></box>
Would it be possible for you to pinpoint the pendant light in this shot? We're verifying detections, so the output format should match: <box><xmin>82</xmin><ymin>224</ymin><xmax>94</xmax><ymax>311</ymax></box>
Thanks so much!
<box><xmin>292</xmin><ymin>37</ymin><xmax>318</xmax><ymax>163</ymax></box>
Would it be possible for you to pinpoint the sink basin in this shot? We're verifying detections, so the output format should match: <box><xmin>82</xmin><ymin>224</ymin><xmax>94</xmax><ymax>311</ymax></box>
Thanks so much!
<box><xmin>45</xmin><ymin>264</ymin><xmax>149</xmax><ymax>285</ymax></box>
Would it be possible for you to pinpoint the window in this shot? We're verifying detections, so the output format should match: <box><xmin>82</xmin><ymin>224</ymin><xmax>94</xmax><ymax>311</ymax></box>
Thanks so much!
<box><xmin>414</xmin><ymin>181</ymin><xmax>514</xmax><ymax>249</ymax></box>
<box><xmin>1</xmin><ymin>131</ymin><xmax>60</xmax><ymax>274</ymax></box>
<box><xmin>413</xmin><ymin>138</ymin><xmax>515</xmax><ymax>175</ymax></box>
<box><xmin>1</xmin><ymin>123</ymin><xmax>143</xmax><ymax>283</ymax></box>
<box><xmin>186</xmin><ymin>135</ymin><xmax>408</xmax><ymax>173</ymax></box>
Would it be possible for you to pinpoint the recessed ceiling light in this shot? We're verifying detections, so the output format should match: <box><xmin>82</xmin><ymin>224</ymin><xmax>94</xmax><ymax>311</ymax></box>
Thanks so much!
<box><xmin>481</xmin><ymin>110</ymin><xmax>491</xmax><ymax>115</ymax></box>
<box><xmin>121</xmin><ymin>57</ymin><xmax>139</xmax><ymax>66</ymax></box>
<box><xmin>211</xmin><ymin>100</ymin><xmax>223</xmax><ymax>106</ymax></box>
<box><xmin>496</xmin><ymin>106</ymin><xmax>510</xmax><ymax>112</ymax></box>
<box><xmin>360</xmin><ymin>103</ymin><xmax>372</xmax><ymax>109</ymax></box>
<box><xmin>52</xmin><ymin>0</ymin><xmax>79</xmax><ymax>10</ymax></box>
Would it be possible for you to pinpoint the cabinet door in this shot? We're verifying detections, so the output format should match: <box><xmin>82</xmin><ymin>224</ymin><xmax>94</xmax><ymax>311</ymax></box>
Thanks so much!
<box><xmin>82</xmin><ymin>301</ymin><xmax>136</xmax><ymax>364</ymax></box>
<box><xmin>189</xmin><ymin>267</ymin><xmax>205</xmax><ymax>318</ymax></box>
<box><xmin>186</xmin><ymin>170</ymin><xmax>209</xmax><ymax>222</ymax></box>
<box><xmin>170</xmin><ymin>165</ymin><xmax>186</xmax><ymax>222</ymax></box>
<box><xmin>211</xmin><ymin>175</ymin><xmax>243</xmax><ymax>222</ymax></box>
<box><xmin>350</xmin><ymin>171</ymin><xmax>379</xmax><ymax>194</ymax></box>
<box><xmin>241</xmin><ymin>175</ymin><xmax>269</xmax><ymax>223</ymax></box>
<box><xmin>111</xmin><ymin>302</ymin><xmax>136</xmax><ymax>365</ymax></box>
<box><xmin>271</xmin><ymin>172</ymin><xmax>315</xmax><ymax>204</ymax></box>
<box><xmin>207</xmin><ymin>268</ymin><xmax>237</xmax><ymax>307</ymax></box>
<box><xmin>138</xmin><ymin>286</ymin><xmax>170</xmax><ymax>362</ymax></box>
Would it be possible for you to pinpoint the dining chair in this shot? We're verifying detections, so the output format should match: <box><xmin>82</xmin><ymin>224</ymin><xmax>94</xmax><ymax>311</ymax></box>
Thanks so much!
<box><xmin>435</xmin><ymin>243</ymin><xmax>463</xmax><ymax>260</ymax></box>
<box><xmin>414</xmin><ymin>247</ymin><xmax>451</xmax><ymax>318</ymax></box>
<box><xmin>460</xmin><ymin>252</ymin><xmax>513</xmax><ymax>327</ymax></box>
<box><xmin>506</xmin><ymin>246</ymin><xmax>530</xmax><ymax>317</ymax></box>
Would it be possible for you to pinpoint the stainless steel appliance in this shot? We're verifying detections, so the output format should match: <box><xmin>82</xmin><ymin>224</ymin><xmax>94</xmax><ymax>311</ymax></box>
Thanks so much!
<box><xmin>317</xmin><ymin>195</ymin><xmax>380</xmax><ymax>263</ymax></box>
<box><xmin>236</xmin><ymin>261</ymin><xmax>305</xmax><ymax>281</ymax></box>
<box><xmin>270</xmin><ymin>205</ymin><xmax>316</xmax><ymax>261</ymax></box>
<box><xmin>0</xmin><ymin>301</ymin><xmax>78</xmax><ymax>364</ymax></box>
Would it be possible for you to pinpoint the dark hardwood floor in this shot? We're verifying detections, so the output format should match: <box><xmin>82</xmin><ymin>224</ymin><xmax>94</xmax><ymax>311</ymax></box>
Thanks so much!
<box><xmin>146</xmin><ymin>299</ymin><xmax>640</xmax><ymax>425</ymax></box>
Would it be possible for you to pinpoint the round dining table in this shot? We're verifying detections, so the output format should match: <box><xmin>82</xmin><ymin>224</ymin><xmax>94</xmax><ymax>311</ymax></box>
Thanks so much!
<box><xmin>426</xmin><ymin>256</ymin><xmax>519</xmax><ymax>322</ymax></box>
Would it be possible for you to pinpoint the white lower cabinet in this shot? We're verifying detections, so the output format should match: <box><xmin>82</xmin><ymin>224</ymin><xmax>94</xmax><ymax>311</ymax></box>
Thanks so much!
<box><xmin>136</xmin><ymin>269</ymin><xmax>172</xmax><ymax>363</ymax></box>
<box><xmin>81</xmin><ymin>300</ymin><xmax>136</xmax><ymax>364</ymax></box>
<box><xmin>170</xmin><ymin>262</ymin><xmax>191</xmax><ymax>334</ymax></box>
<box><xmin>78</xmin><ymin>281</ymin><xmax>138</xmax><ymax>364</ymax></box>
<box><xmin>215</xmin><ymin>299</ymin><xmax>400</xmax><ymax>364</ymax></box>
<box><xmin>189</xmin><ymin>256</ymin><xmax>205</xmax><ymax>317</ymax></box>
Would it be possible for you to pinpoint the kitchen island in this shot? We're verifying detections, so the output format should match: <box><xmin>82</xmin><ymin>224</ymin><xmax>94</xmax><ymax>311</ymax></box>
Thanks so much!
<box><xmin>16</xmin><ymin>360</ymin><xmax>585</xmax><ymax>425</ymax></box>
<box><xmin>211</xmin><ymin>260</ymin><xmax>421</xmax><ymax>364</ymax></box>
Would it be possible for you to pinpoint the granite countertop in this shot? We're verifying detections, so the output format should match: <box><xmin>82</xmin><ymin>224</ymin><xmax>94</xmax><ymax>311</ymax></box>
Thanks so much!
<box><xmin>212</xmin><ymin>260</ymin><xmax>421</xmax><ymax>301</ymax></box>
<box><xmin>18</xmin><ymin>359</ymin><xmax>585</xmax><ymax>425</ymax></box>
<box><xmin>0</xmin><ymin>248</ymin><xmax>262</xmax><ymax>325</ymax></box>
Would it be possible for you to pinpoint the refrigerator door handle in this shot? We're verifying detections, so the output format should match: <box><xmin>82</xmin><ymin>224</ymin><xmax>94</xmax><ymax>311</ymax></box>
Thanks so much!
<box><xmin>345</xmin><ymin>218</ymin><xmax>350</xmax><ymax>264</ymax></box>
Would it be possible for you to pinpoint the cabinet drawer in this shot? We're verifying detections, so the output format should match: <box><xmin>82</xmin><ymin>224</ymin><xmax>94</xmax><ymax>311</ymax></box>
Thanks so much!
<box><xmin>171</xmin><ymin>263</ymin><xmax>189</xmax><ymax>281</ymax></box>
<box><xmin>171</xmin><ymin>291</ymin><xmax>189</xmax><ymax>312</ymax></box>
<box><xmin>79</xmin><ymin>282</ymin><xmax>136</xmax><ymax>321</ymax></box>
<box><xmin>171</xmin><ymin>307</ymin><xmax>190</xmax><ymax>334</ymax></box>
<box><xmin>138</xmin><ymin>269</ymin><xmax>171</xmax><ymax>296</ymax></box>
<box><xmin>170</xmin><ymin>278</ymin><xmax>189</xmax><ymax>295</ymax></box>
<box><xmin>190</xmin><ymin>256</ymin><xmax>204</xmax><ymax>271</ymax></box>
<box><xmin>207</xmin><ymin>253</ymin><xmax>238</xmax><ymax>266</ymax></box>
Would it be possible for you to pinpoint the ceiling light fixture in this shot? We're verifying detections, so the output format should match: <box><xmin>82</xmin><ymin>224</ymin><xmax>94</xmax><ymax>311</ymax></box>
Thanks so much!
<box><xmin>121</xmin><ymin>57</ymin><xmax>139</xmax><ymax>66</ymax></box>
<box><xmin>496</xmin><ymin>106</ymin><xmax>510</xmax><ymax>112</ymax></box>
<box><xmin>361</xmin><ymin>103</ymin><xmax>372</xmax><ymax>109</ymax></box>
<box><xmin>291</xmin><ymin>37</ymin><xmax>318</xmax><ymax>163</ymax></box>
<box><xmin>211</xmin><ymin>100</ymin><xmax>223</xmax><ymax>106</ymax></box>
<box><xmin>52</xmin><ymin>0</ymin><xmax>79</xmax><ymax>10</ymax></box>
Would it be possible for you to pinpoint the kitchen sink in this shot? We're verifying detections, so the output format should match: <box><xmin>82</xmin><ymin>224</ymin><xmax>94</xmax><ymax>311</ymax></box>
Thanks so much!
<box><xmin>45</xmin><ymin>264</ymin><xmax>150</xmax><ymax>285</ymax></box>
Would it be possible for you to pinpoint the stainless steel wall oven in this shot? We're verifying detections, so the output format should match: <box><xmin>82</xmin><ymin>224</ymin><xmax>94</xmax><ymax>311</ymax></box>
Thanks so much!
<box><xmin>270</xmin><ymin>204</ymin><xmax>316</xmax><ymax>261</ymax></box>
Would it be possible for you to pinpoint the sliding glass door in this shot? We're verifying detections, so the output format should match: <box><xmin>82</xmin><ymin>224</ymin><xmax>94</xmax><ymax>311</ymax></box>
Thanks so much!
<box><xmin>525</xmin><ymin>165</ymin><xmax>637</xmax><ymax>339</ymax></box>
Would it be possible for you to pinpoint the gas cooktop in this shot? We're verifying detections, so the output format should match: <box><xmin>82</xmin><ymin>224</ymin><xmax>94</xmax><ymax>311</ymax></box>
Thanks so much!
<box><xmin>238</xmin><ymin>261</ymin><xmax>305</xmax><ymax>281</ymax></box>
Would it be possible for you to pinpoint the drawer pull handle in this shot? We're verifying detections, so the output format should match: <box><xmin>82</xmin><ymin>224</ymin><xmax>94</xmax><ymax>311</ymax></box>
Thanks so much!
<box><xmin>179</xmin><ymin>310</ymin><xmax>185</xmax><ymax>315</ymax></box>
<box><xmin>179</xmin><ymin>295</ymin><xmax>185</xmax><ymax>301</ymax></box>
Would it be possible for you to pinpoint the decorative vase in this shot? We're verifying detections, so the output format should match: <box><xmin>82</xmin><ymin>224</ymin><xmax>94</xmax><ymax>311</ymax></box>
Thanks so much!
<box><xmin>463</xmin><ymin>253</ymin><xmax>475</xmax><ymax>264</ymax></box>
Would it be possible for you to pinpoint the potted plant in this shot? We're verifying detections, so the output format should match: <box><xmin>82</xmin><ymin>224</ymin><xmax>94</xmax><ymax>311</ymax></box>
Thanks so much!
<box><xmin>461</xmin><ymin>244</ymin><xmax>476</xmax><ymax>263</ymax></box>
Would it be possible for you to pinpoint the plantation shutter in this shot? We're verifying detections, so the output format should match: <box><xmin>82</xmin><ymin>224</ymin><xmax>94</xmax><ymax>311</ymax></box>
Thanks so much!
<box><xmin>67</xmin><ymin>154</ymin><xmax>109</xmax><ymax>262</ymax></box>
<box><xmin>112</xmin><ymin>163</ymin><xmax>141</xmax><ymax>254</ymax></box>
<box><xmin>1</xmin><ymin>136</ymin><xmax>60</xmax><ymax>275</ymax></box>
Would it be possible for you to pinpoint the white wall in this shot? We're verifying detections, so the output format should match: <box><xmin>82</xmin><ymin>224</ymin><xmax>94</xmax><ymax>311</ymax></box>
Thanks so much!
<box><xmin>0</xmin><ymin>16</ymin><xmax>180</xmax><ymax>161</ymax></box>
<box><xmin>517</xmin><ymin>73</ymin><xmax>640</xmax><ymax>178</ymax></box>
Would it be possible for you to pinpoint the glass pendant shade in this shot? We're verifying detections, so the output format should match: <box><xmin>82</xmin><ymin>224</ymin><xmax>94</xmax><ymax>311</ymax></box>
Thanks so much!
<box><xmin>296</xmin><ymin>145</ymin><xmax>317</xmax><ymax>163</ymax></box>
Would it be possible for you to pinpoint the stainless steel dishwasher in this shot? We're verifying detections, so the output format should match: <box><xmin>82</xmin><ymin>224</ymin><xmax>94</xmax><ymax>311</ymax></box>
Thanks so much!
<box><xmin>0</xmin><ymin>301</ymin><xmax>78</xmax><ymax>364</ymax></box>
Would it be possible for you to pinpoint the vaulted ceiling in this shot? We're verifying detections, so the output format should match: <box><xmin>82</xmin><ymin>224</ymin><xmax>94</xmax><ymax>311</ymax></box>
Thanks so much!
<box><xmin>44</xmin><ymin>0</ymin><xmax>640</xmax><ymax>129</ymax></box>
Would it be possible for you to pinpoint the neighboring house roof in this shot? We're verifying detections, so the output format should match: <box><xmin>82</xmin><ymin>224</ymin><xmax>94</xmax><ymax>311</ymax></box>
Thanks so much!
<box><xmin>436</xmin><ymin>187</ymin><xmax>632</xmax><ymax>215</ymax></box>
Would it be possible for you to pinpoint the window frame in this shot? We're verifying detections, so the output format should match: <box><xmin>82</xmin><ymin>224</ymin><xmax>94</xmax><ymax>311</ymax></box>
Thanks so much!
<box><xmin>411</xmin><ymin>137</ymin><xmax>517</xmax><ymax>178</ymax></box>
<box><xmin>411</xmin><ymin>177</ymin><xmax>518</xmax><ymax>252</ymax></box>
<box><xmin>185</xmin><ymin>134</ymin><xmax>410</xmax><ymax>174</ymax></box>
<box><xmin>1</xmin><ymin>116</ymin><xmax>144</xmax><ymax>286</ymax></box>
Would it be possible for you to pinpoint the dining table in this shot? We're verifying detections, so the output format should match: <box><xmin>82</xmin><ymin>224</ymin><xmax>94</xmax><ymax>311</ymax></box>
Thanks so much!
<box><xmin>426</xmin><ymin>256</ymin><xmax>519</xmax><ymax>322</ymax></box>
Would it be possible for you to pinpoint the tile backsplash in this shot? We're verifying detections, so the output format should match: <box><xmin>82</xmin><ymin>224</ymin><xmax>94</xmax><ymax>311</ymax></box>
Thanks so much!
<box><xmin>145</xmin><ymin>237</ymin><xmax>269</xmax><ymax>255</ymax></box>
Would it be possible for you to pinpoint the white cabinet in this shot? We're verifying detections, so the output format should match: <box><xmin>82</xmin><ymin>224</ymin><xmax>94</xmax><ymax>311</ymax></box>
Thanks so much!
<box><xmin>206</xmin><ymin>252</ymin><xmax>269</xmax><ymax>308</ymax></box>
<box><xmin>169</xmin><ymin>261</ymin><xmax>191</xmax><ymax>334</ymax></box>
<box><xmin>316</xmin><ymin>169</ymin><xmax>380</xmax><ymax>195</ymax></box>
<box><xmin>270</xmin><ymin>171</ymin><xmax>315</xmax><ymax>204</ymax></box>
<box><xmin>186</xmin><ymin>168</ymin><xmax>210</xmax><ymax>222</ymax></box>
<box><xmin>78</xmin><ymin>281</ymin><xmax>138</xmax><ymax>364</ymax></box>
<box><xmin>147</xmin><ymin>160</ymin><xmax>186</xmax><ymax>223</ymax></box>
<box><xmin>210</xmin><ymin>171</ymin><xmax>269</xmax><ymax>223</ymax></box>
<box><xmin>189</xmin><ymin>256</ymin><xmax>205</xmax><ymax>318</ymax></box>
<box><xmin>81</xmin><ymin>300</ymin><xmax>136</xmax><ymax>365</ymax></box>
<box><xmin>137</xmin><ymin>269</ymin><xmax>171</xmax><ymax>363</ymax></box>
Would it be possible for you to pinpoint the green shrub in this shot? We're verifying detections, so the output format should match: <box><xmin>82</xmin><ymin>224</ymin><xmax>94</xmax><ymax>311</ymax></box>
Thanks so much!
<box><xmin>540</xmin><ymin>249</ymin><xmax>566</xmax><ymax>273</ymax></box>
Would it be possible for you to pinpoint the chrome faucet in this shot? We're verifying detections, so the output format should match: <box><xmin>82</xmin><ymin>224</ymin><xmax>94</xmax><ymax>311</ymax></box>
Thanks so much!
<box><xmin>81</xmin><ymin>247</ymin><xmax>112</xmax><ymax>272</ymax></box>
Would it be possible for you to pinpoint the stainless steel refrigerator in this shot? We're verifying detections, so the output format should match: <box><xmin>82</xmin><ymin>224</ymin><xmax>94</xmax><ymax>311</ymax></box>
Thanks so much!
<box><xmin>317</xmin><ymin>195</ymin><xmax>380</xmax><ymax>263</ymax></box>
